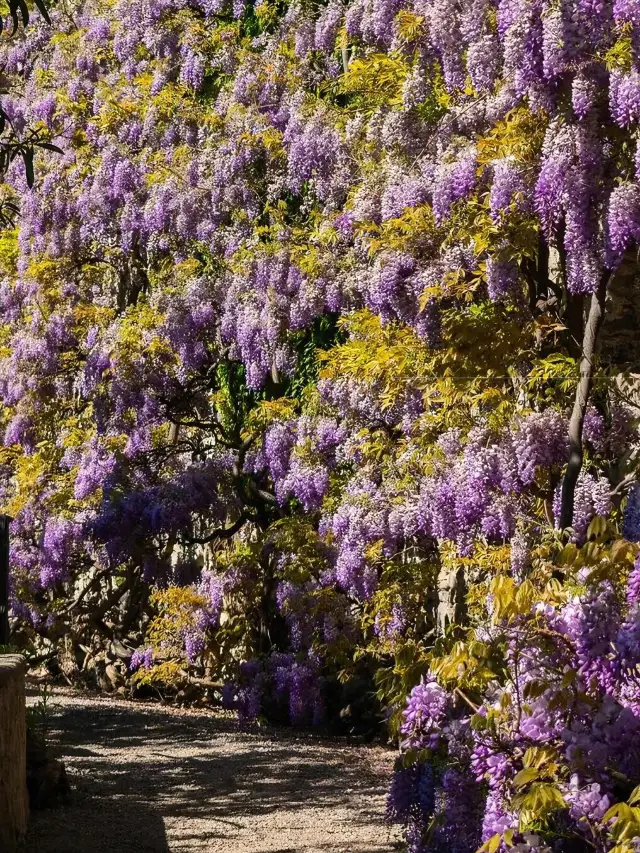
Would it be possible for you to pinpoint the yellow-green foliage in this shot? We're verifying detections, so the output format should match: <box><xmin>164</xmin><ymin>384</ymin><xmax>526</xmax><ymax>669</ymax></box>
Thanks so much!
<box><xmin>0</xmin><ymin>228</ymin><xmax>18</xmax><ymax>275</ymax></box>
<box><xmin>601</xmin><ymin>786</ymin><xmax>640</xmax><ymax>853</ymax></box>
<box><xmin>605</xmin><ymin>24</ymin><xmax>635</xmax><ymax>72</ymax></box>
<box><xmin>431</xmin><ymin>530</ymin><xmax>638</xmax><ymax>843</ymax></box>
<box><xmin>362</xmin><ymin>204</ymin><xmax>439</xmax><ymax>257</ymax></box>
<box><xmin>244</xmin><ymin>397</ymin><xmax>299</xmax><ymax>438</ymax></box>
<box><xmin>135</xmin><ymin>587</ymin><xmax>209</xmax><ymax>686</ymax></box>
<box><xmin>321</xmin><ymin>304</ymin><xmax>530</xmax><ymax>444</ymax></box>
<box><xmin>134</xmin><ymin>660</ymin><xmax>184</xmax><ymax>687</ymax></box>
<box><xmin>338</xmin><ymin>52</ymin><xmax>409</xmax><ymax>109</ymax></box>
<box><xmin>147</xmin><ymin>586</ymin><xmax>208</xmax><ymax>654</ymax></box>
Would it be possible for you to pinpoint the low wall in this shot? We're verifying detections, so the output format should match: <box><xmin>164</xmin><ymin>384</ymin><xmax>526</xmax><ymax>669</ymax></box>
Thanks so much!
<box><xmin>0</xmin><ymin>655</ymin><xmax>28</xmax><ymax>852</ymax></box>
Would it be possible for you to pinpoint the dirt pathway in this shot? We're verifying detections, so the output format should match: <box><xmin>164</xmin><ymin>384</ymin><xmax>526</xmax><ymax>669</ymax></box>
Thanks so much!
<box><xmin>21</xmin><ymin>688</ymin><xmax>402</xmax><ymax>853</ymax></box>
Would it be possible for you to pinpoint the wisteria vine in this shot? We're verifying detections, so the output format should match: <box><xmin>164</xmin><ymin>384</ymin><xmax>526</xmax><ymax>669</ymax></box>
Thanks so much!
<box><xmin>1</xmin><ymin>0</ymin><xmax>640</xmax><ymax>849</ymax></box>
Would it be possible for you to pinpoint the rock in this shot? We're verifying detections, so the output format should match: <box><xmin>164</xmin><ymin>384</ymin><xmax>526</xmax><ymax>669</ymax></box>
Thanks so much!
<box><xmin>110</xmin><ymin>640</ymin><xmax>132</xmax><ymax>661</ymax></box>
<box><xmin>105</xmin><ymin>664</ymin><xmax>124</xmax><ymax>689</ymax></box>
<box><xmin>26</xmin><ymin>727</ymin><xmax>71</xmax><ymax>810</ymax></box>
<box><xmin>27</xmin><ymin>758</ymin><xmax>71</xmax><ymax>810</ymax></box>
<box><xmin>57</xmin><ymin>645</ymin><xmax>79</xmax><ymax>680</ymax></box>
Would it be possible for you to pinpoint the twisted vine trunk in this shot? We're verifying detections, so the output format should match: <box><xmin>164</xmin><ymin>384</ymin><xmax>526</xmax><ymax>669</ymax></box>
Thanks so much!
<box><xmin>559</xmin><ymin>272</ymin><xmax>611</xmax><ymax>530</ymax></box>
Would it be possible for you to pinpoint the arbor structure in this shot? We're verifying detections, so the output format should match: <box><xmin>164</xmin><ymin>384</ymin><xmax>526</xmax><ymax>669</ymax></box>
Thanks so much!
<box><xmin>2</xmin><ymin>0</ymin><xmax>640</xmax><ymax>849</ymax></box>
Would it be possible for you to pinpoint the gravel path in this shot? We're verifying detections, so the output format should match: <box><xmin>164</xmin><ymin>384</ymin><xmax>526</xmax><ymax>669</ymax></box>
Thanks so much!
<box><xmin>22</xmin><ymin>687</ymin><xmax>402</xmax><ymax>853</ymax></box>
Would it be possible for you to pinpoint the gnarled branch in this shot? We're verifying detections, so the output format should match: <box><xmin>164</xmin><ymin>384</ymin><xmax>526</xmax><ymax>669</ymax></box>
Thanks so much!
<box><xmin>180</xmin><ymin>514</ymin><xmax>248</xmax><ymax>545</ymax></box>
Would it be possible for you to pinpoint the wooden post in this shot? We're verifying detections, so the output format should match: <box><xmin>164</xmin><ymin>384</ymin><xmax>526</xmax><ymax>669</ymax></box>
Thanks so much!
<box><xmin>0</xmin><ymin>515</ymin><xmax>10</xmax><ymax>646</ymax></box>
<box><xmin>0</xmin><ymin>655</ymin><xmax>28</xmax><ymax>853</ymax></box>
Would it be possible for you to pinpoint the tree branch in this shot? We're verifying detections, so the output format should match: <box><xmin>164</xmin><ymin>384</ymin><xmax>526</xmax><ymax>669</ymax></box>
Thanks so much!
<box><xmin>559</xmin><ymin>271</ymin><xmax>612</xmax><ymax>530</ymax></box>
<box><xmin>180</xmin><ymin>514</ymin><xmax>248</xmax><ymax>545</ymax></box>
<box><xmin>62</xmin><ymin>568</ymin><xmax>109</xmax><ymax>614</ymax></box>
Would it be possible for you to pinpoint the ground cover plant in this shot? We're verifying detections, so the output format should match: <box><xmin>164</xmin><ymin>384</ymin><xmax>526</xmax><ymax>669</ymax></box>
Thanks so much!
<box><xmin>2</xmin><ymin>0</ymin><xmax>640</xmax><ymax>849</ymax></box>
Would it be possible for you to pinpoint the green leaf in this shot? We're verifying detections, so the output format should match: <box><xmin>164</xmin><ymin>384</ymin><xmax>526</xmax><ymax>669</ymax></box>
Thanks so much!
<box><xmin>477</xmin><ymin>833</ymin><xmax>502</xmax><ymax>853</ymax></box>
<box><xmin>587</xmin><ymin>515</ymin><xmax>607</xmax><ymax>540</ymax></box>
<box><xmin>38</xmin><ymin>142</ymin><xmax>63</xmax><ymax>154</ymax></box>
<box><xmin>522</xmin><ymin>746</ymin><xmax>556</xmax><ymax>769</ymax></box>
<box><xmin>513</xmin><ymin>782</ymin><xmax>566</xmax><ymax>818</ymax></box>
<box><xmin>603</xmin><ymin>803</ymin><xmax>635</xmax><ymax>824</ymax></box>
<box><xmin>513</xmin><ymin>768</ymin><xmax>540</xmax><ymax>788</ymax></box>
<box><xmin>628</xmin><ymin>785</ymin><xmax>640</xmax><ymax>806</ymax></box>
<box><xmin>22</xmin><ymin>149</ymin><xmax>34</xmax><ymax>188</ymax></box>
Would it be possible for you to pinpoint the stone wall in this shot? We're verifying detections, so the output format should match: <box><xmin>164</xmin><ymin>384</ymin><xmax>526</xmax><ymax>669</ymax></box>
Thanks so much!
<box><xmin>0</xmin><ymin>655</ymin><xmax>28</xmax><ymax>853</ymax></box>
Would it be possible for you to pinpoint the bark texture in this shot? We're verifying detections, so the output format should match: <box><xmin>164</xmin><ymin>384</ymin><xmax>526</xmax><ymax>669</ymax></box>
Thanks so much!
<box><xmin>0</xmin><ymin>655</ymin><xmax>28</xmax><ymax>853</ymax></box>
<box><xmin>437</xmin><ymin>563</ymin><xmax>466</xmax><ymax>633</ymax></box>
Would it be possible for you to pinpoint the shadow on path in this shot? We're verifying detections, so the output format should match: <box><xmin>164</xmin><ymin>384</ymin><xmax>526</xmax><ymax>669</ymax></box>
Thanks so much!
<box><xmin>21</xmin><ymin>690</ymin><xmax>400</xmax><ymax>853</ymax></box>
<box><xmin>24</xmin><ymin>798</ymin><xmax>170</xmax><ymax>853</ymax></box>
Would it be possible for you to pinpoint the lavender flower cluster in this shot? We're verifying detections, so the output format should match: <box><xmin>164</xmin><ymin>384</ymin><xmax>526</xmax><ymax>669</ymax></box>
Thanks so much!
<box><xmin>230</xmin><ymin>653</ymin><xmax>325</xmax><ymax>727</ymax></box>
<box><xmin>388</xmin><ymin>564</ymin><xmax>640</xmax><ymax>850</ymax></box>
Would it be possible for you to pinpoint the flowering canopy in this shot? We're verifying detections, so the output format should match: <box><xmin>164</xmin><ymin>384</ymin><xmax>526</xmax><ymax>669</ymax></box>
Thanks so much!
<box><xmin>2</xmin><ymin>0</ymin><xmax>640</xmax><ymax>849</ymax></box>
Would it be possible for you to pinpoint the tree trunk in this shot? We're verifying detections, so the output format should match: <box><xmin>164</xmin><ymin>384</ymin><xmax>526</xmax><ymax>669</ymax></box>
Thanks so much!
<box><xmin>436</xmin><ymin>563</ymin><xmax>466</xmax><ymax>634</ymax></box>
<box><xmin>0</xmin><ymin>655</ymin><xmax>28</xmax><ymax>853</ymax></box>
<box><xmin>559</xmin><ymin>273</ymin><xmax>611</xmax><ymax>530</ymax></box>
